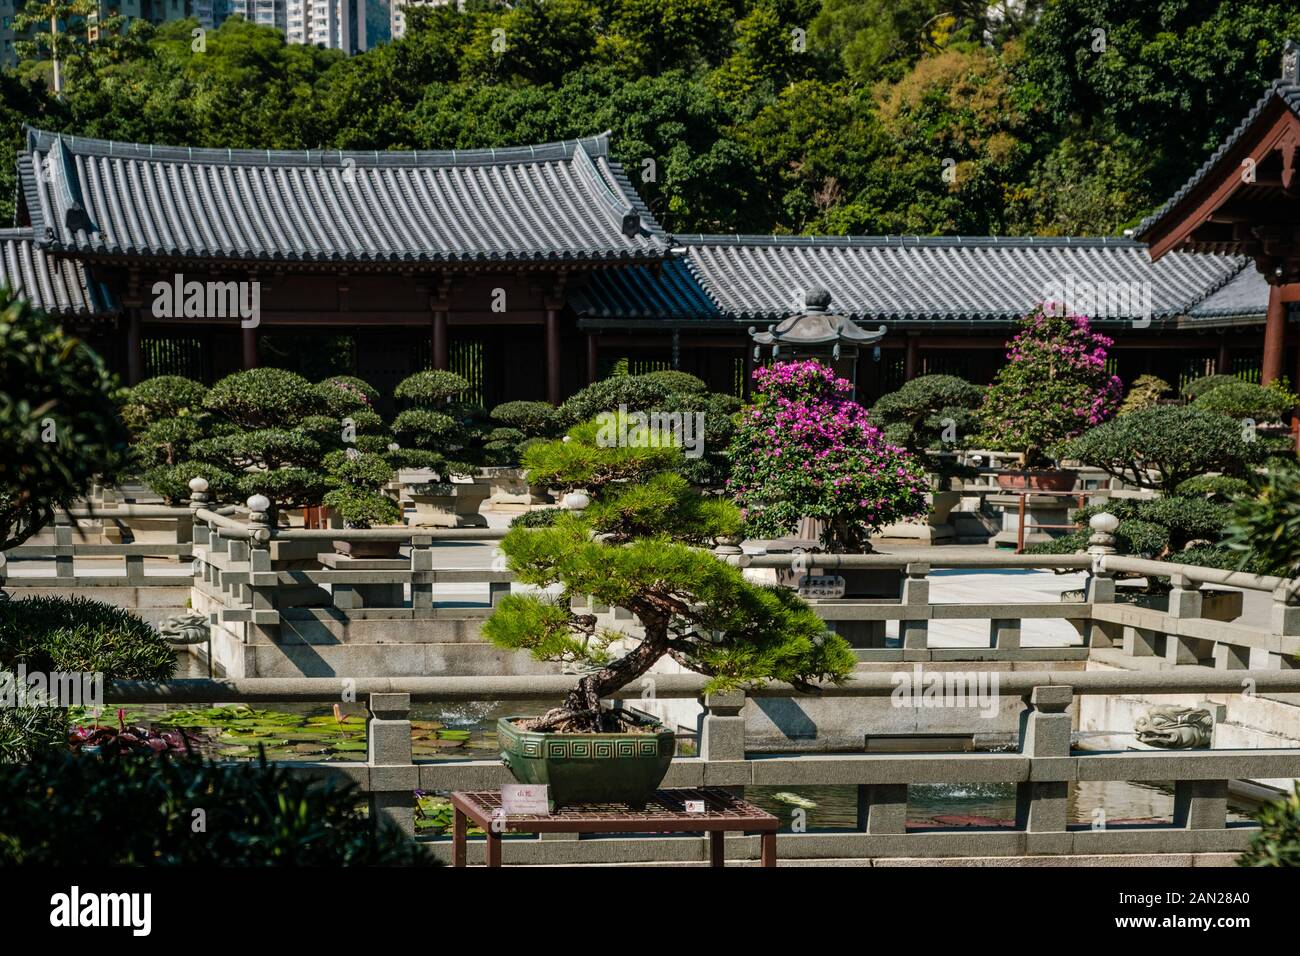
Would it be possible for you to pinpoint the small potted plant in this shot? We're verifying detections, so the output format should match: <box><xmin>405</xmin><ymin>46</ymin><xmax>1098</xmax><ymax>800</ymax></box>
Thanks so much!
<box><xmin>976</xmin><ymin>306</ymin><xmax>1122</xmax><ymax>490</ymax></box>
<box><xmin>322</xmin><ymin>450</ymin><xmax>402</xmax><ymax>558</ymax></box>
<box><xmin>485</xmin><ymin>415</ymin><xmax>855</xmax><ymax>809</ymax></box>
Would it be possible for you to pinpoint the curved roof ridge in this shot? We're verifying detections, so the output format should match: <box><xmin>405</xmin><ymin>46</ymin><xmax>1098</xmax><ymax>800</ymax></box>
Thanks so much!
<box><xmin>22</xmin><ymin>125</ymin><xmax>615</xmax><ymax>169</ymax></box>
<box><xmin>673</xmin><ymin>233</ymin><xmax>1150</xmax><ymax>248</ymax></box>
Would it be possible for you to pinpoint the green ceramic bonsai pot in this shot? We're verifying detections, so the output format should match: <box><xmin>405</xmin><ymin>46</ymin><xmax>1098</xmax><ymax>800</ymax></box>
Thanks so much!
<box><xmin>498</xmin><ymin>708</ymin><xmax>675</xmax><ymax>810</ymax></box>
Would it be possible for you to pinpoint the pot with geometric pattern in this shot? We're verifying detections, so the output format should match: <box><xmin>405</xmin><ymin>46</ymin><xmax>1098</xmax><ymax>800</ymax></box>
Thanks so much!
<box><xmin>497</xmin><ymin>709</ymin><xmax>675</xmax><ymax>810</ymax></box>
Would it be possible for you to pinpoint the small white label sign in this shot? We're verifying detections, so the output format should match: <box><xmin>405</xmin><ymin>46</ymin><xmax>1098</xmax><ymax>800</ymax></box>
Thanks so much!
<box><xmin>501</xmin><ymin>783</ymin><xmax>549</xmax><ymax>814</ymax></box>
<box><xmin>797</xmin><ymin>574</ymin><xmax>846</xmax><ymax>600</ymax></box>
<box><xmin>685</xmin><ymin>800</ymin><xmax>706</xmax><ymax>813</ymax></box>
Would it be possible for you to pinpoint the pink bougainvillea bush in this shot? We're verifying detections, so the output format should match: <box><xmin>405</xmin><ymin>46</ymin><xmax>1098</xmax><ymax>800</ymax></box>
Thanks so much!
<box><xmin>976</xmin><ymin>306</ymin><xmax>1123</xmax><ymax>467</ymax></box>
<box><xmin>727</xmin><ymin>360</ymin><xmax>928</xmax><ymax>552</ymax></box>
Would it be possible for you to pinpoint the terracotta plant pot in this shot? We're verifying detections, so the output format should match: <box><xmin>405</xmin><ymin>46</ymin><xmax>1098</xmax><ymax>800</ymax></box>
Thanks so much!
<box><xmin>498</xmin><ymin>709</ymin><xmax>675</xmax><ymax>811</ymax></box>
<box><xmin>995</xmin><ymin>469</ymin><xmax>1078</xmax><ymax>492</ymax></box>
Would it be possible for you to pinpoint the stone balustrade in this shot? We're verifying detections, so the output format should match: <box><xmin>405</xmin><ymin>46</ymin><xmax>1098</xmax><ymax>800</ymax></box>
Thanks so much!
<box><xmin>104</xmin><ymin>671</ymin><xmax>1300</xmax><ymax>865</ymax></box>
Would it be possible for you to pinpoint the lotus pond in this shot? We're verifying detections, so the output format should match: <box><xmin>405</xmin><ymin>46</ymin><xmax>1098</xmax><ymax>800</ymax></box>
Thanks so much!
<box><xmin>106</xmin><ymin>691</ymin><xmax>1256</xmax><ymax>836</ymax></box>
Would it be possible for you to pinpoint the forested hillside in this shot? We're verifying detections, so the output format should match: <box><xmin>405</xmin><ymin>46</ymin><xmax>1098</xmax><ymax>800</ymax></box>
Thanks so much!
<box><xmin>3</xmin><ymin>0</ymin><xmax>1299</xmax><ymax>237</ymax></box>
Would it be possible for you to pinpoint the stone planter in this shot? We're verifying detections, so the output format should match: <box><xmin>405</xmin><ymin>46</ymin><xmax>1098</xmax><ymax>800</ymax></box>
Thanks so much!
<box><xmin>331</xmin><ymin>537</ymin><xmax>402</xmax><ymax>559</ymax></box>
<box><xmin>406</xmin><ymin>481</ymin><xmax>490</xmax><ymax>528</ymax></box>
<box><xmin>995</xmin><ymin>469</ymin><xmax>1078</xmax><ymax>492</ymax></box>
<box><xmin>876</xmin><ymin>490</ymin><xmax>962</xmax><ymax>544</ymax></box>
<box><xmin>481</xmin><ymin>467</ymin><xmax>553</xmax><ymax>513</ymax></box>
<box><xmin>1063</xmin><ymin>586</ymin><xmax>1243</xmax><ymax>623</ymax></box>
<box><xmin>986</xmin><ymin>492</ymin><xmax>1075</xmax><ymax>549</ymax></box>
<box><xmin>497</xmin><ymin>710</ymin><xmax>675</xmax><ymax>810</ymax></box>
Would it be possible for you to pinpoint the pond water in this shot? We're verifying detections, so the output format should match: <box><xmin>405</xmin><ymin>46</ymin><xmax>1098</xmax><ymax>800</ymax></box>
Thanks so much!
<box><xmin>112</xmin><ymin>686</ymin><xmax>1256</xmax><ymax>835</ymax></box>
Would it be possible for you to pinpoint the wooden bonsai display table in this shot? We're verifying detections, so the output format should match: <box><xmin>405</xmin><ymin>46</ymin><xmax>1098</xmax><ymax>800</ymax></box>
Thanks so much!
<box><xmin>449</xmin><ymin>788</ymin><xmax>779</xmax><ymax>867</ymax></box>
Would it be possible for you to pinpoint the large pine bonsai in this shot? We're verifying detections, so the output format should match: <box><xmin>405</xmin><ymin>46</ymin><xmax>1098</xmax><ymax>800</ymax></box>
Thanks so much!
<box><xmin>483</xmin><ymin>414</ymin><xmax>855</xmax><ymax>733</ymax></box>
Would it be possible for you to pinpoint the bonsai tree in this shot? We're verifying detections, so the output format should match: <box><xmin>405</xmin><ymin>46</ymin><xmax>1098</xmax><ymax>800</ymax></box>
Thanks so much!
<box><xmin>484</xmin><ymin>414</ymin><xmax>854</xmax><ymax>732</ymax></box>
<box><xmin>322</xmin><ymin>450</ymin><xmax>401</xmax><ymax>528</ymax></box>
<box><xmin>1193</xmin><ymin>379</ymin><xmax>1299</xmax><ymax>423</ymax></box>
<box><xmin>118</xmin><ymin>375</ymin><xmax>208</xmax><ymax>434</ymax></box>
<box><xmin>391</xmin><ymin>370</ymin><xmax>483</xmax><ymax>473</ymax></box>
<box><xmin>727</xmin><ymin>359</ymin><xmax>928</xmax><ymax>552</ymax></box>
<box><xmin>485</xmin><ymin>400</ymin><xmax>562</xmax><ymax>465</ymax></box>
<box><xmin>0</xmin><ymin>289</ymin><xmax>128</xmax><ymax>551</ymax></box>
<box><xmin>316</xmin><ymin>375</ymin><xmax>380</xmax><ymax>417</ymax></box>
<box><xmin>1056</xmin><ymin>405</ymin><xmax>1258</xmax><ymax>491</ymax></box>
<box><xmin>1182</xmin><ymin>373</ymin><xmax>1238</xmax><ymax>401</ymax></box>
<box><xmin>1117</xmin><ymin>374</ymin><xmax>1170</xmax><ymax>415</ymax></box>
<box><xmin>869</xmin><ymin>374</ymin><xmax>985</xmax><ymax>484</ymax></box>
<box><xmin>976</xmin><ymin>307</ymin><xmax>1122</xmax><ymax>468</ymax></box>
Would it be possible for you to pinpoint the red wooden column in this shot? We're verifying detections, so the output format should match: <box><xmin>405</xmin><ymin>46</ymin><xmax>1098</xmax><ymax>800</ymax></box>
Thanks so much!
<box><xmin>241</xmin><ymin>324</ymin><xmax>259</xmax><ymax>370</ymax></box>
<box><xmin>546</xmin><ymin>303</ymin><xmax>562</xmax><ymax>405</ymax></box>
<box><xmin>431</xmin><ymin>279</ymin><xmax>451</xmax><ymax>370</ymax></box>
<box><xmin>432</xmin><ymin>310</ymin><xmax>448</xmax><ymax>370</ymax></box>
<box><xmin>904</xmin><ymin>333</ymin><xmax>920</xmax><ymax>381</ymax></box>
<box><xmin>586</xmin><ymin>332</ymin><xmax>598</xmax><ymax>384</ymax></box>
<box><xmin>1263</xmin><ymin>284</ymin><xmax>1286</xmax><ymax>385</ymax></box>
<box><xmin>126</xmin><ymin>310</ymin><xmax>144</xmax><ymax>385</ymax></box>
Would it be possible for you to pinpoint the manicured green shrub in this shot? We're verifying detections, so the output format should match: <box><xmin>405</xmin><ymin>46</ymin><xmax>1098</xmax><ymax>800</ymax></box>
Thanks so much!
<box><xmin>0</xmin><ymin>595</ymin><xmax>175</xmax><ymax>678</ymax></box>
<box><xmin>1</xmin><ymin>290</ymin><xmax>128</xmax><ymax>550</ymax></box>
<box><xmin>0</xmin><ymin>596</ymin><xmax>175</xmax><ymax>762</ymax></box>
<box><xmin>870</xmin><ymin>374</ymin><xmax>985</xmax><ymax>481</ymax></box>
<box><xmin>394</xmin><ymin>370</ymin><xmax>469</xmax><ymax>406</ymax></box>
<box><xmin>237</xmin><ymin>467</ymin><xmax>328</xmax><ymax>507</ymax></box>
<box><xmin>491</xmin><ymin>401</ymin><xmax>560</xmax><ymax>435</ymax></box>
<box><xmin>1057</xmin><ymin>405</ymin><xmax>1257</xmax><ymax>491</ymax></box>
<box><xmin>1026</xmin><ymin>496</ymin><xmax>1232</xmax><ymax>562</ymax></box>
<box><xmin>193</xmin><ymin>429</ymin><xmax>323</xmax><ymax>471</ymax></box>
<box><xmin>317</xmin><ymin>375</ymin><xmax>379</xmax><ymax>415</ymax></box>
<box><xmin>509</xmin><ymin>507</ymin><xmax>563</xmax><ymax>528</ymax></box>
<box><xmin>322</xmin><ymin>487</ymin><xmax>401</xmax><ymax>527</ymax></box>
<box><xmin>556</xmin><ymin>375</ymin><xmax>673</xmax><ymax>427</ymax></box>
<box><xmin>143</xmin><ymin>461</ymin><xmax>239</xmax><ymax>505</ymax></box>
<box><xmin>1118</xmin><ymin>374</ymin><xmax>1170</xmax><ymax>415</ymax></box>
<box><xmin>118</xmin><ymin>375</ymin><xmax>208</xmax><ymax>433</ymax></box>
<box><xmin>392</xmin><ymin>408</ymin><xmax>460</xmax><ymax>448</ymax></box>
<box><xmin>638</xmin><ymin>370</ymin><xmax>709</xmax><ymax>394</ymax></box>
<box><xmin>1175</xmin><ymin>474</ymin><xmax>1253</xmax><ymax>500</ymax></box>
<box><xmin>1181</xmin><ymin>373</ymin><xmax>1237</xmax><ymax>400</ymax></box>
<box><xmin>132</xmin><ymin>416</ymin><xmax>207</xmax><ymax>469</ymax></box>
<box><xmin>521</xmin><ymin>416</ymin><xmax>680</xmax><ymax>492</ymax></box>
<box><xmin>203</xmin><ymin>368</ymin><xmax>323</xmax><ymax>428</ymax></box>
<box><xmin>1239</xmin><ymin>785</ymin><xmax>1300</xmax><ymax>867</ymax></box>
<box><xmin>1193</xmin><ymin>380</ymin><xmax>1299</xmax><ymax>422</ymax></box>
<box><xmin>0</xmin><ymin>750</ymin><xmax>432</xmax><ymax>865</ymax></box>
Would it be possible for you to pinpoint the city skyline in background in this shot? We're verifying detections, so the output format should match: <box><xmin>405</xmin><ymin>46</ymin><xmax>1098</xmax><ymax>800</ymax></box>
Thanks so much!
<box><xmin>0</xmin><ymin>0</ymin><xmax>429</xmax><ymax>65</ymax></box>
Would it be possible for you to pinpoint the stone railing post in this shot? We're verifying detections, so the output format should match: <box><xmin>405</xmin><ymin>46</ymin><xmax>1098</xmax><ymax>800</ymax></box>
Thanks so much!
<box><xmin>1014</xmin><ymin>685</ymin><xmax>1072</xmax><ymax>833</ymax></box>
<box><xmin>1082</xmin><ymin>516</ymin><xmax>1119</xmax><ymax>648</ymax></box>
<box><xmin>1173</xmin><ymin>779</ymin><xmax>1228</xmax><ymax>830</ymax></box>
<box><xmin>54</xmin><ymin>510</ymin><xmax>74</xmax><ymax>581</ymax></box>
<box><xmin>856</xmin><ymin>783</ymin><xmax>907</xmax><ymax>834</ymax></box>
<box><xmin>367</xmin><ymin>692</ymin><xmax>415</xmax><ymax>839</ymax></box>
<box><xmin>699</xmin><ymin>690</ymin><xmax>745</xmax><ymax>763</ymax></box>
<box><xmin>246</xmin><ymin>495</ymin><xmax>276</xmax><ymax>635</ymax></box>
<box><xmin>1166</xmin><ymin>572</ymin><xmax>1210</xmax><ymax>665</ymax></box>
<box><xmin>901</xmin><ymin>562</ymin><xmax>929</xmax><ymax>650</ymax></box>
<box><xmin>410</xmin><ymin>534</ymin><xmax>433</xmax><ymax>609</ymax></box>
<box><xmin>1267</xmin><ymin>581</ymin><xmax>1300</xmax><ymax>671</ymax></box>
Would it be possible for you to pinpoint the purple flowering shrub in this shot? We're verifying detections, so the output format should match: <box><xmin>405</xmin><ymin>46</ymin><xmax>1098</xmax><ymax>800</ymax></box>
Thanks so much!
<box><xmin>976</xmin><ymin>307</ymin><xmax>1122</xmax><ymax>467</ymax></box>
<box><xmin>727</xmin><ymin>360</ymin><xmax>929</xmax><ymax>552</ymax></box>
